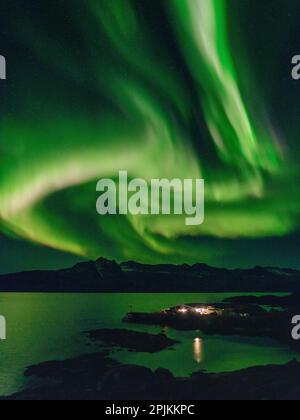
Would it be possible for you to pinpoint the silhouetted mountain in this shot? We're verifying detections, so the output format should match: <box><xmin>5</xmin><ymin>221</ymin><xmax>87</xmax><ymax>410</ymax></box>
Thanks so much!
<box><xmin>0</xmin><ymin>258</ymin><xmax>300</xmax><ymax>292</ymax></box>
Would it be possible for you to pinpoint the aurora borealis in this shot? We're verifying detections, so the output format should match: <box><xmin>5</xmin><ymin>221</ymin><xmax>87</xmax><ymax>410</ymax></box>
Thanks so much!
<box><xmin>1</xmin><ymin>0</ymin><xmax>300</xmax><ymax>273</ymax></box>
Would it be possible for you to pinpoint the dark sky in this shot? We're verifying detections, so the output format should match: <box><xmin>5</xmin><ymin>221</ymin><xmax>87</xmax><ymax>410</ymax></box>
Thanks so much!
<box><xmin>0</xmin><ymin>235</ymin><xmax>83</xmax><ymax>275</ymax></box>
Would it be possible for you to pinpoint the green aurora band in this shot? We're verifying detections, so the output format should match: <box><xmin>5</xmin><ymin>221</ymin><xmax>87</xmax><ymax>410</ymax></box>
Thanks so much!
<box><xmin>1</xmin><ymin>0</ymin><xmax>299</xmax><ymax>265</ymax></box>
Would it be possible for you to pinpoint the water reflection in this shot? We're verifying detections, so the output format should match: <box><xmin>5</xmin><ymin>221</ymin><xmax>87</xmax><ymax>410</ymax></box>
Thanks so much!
<box><xmin>193</xmin><ymin>338</ymin><xmax>203</xmax><ymax>364</ymax></box>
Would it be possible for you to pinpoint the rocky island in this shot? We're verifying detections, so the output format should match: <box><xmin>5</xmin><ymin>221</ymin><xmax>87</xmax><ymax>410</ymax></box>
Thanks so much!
<box><xmin>85</xmin><ymin>329</ymin><xmax>179</xmax><ymax>353</ymax></box>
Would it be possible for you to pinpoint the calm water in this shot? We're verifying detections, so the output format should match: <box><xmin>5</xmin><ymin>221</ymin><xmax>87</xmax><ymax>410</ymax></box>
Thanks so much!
<box><xmin>0</xmin><ymin>293</ymin><xmax>298</xmax><ymax>397</ymax></box>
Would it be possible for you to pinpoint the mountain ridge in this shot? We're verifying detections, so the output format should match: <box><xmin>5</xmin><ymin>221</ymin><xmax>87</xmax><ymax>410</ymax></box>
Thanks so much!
<box><xmin>0</xmin><ymin>257</ymin><xmax>300</xmax><ymax>292</ymax></box>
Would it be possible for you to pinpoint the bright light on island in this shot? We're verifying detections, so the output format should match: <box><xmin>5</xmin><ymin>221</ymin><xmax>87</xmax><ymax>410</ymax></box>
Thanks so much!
<box><xmin>177</xmin><ymin>306</ymin><xmax>213</xmax><ymax>315</ymax></box>
<box><xmin>178</xmin><ymin>308</ymin><xmax>188</xmax><ymax>314</ymax></box>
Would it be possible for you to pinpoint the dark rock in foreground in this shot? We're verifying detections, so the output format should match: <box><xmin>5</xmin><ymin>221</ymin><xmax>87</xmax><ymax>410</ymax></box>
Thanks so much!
<box><xmin>5</xmin><ymin>353</ymin><xmax>300</xmax><ymax>400</ymax></box>
<box><xmin>85</xmin><ymin>329</ymin><xmax>179</xmax><ymax>353</ymax></box>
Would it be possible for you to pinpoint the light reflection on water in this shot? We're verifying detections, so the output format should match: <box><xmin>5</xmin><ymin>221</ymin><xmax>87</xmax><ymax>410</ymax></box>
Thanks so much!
<box><xmin>193</xmin><ymin>337</ymin><xmax>203</xmax><ymax>364</ymax></box>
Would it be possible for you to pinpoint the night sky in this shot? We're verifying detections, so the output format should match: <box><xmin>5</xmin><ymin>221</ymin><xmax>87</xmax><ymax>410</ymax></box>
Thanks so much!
<box><xmin>1</xmin><ymin>0</ymin><xmax>300</xmax><ymax>274</ymax></box>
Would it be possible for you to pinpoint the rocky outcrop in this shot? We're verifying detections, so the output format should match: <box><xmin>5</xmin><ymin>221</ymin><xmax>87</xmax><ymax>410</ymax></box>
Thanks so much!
<box><xmin>5</xmin><ymin>354</ymin><xmax>300</xmax><ymax>400</ymax></box>
<box><xmin>85</xmin><ymin>329</ymin><xmax>179</xmax><ymax>353</ymax></box>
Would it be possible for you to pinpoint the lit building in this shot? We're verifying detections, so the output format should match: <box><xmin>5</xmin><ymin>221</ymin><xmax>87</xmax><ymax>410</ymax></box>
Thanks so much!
<box><xmin>162</xmin><ymin>303</ymin><xmax>265</xmax><ymax>318</ymax></box>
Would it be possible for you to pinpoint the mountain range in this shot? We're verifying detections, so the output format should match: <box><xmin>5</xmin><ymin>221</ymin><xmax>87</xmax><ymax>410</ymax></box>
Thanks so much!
<box><xmin>0</xmin><ymin>258</ymin><xmax>300</xmax><ymax>292</ymax></box>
